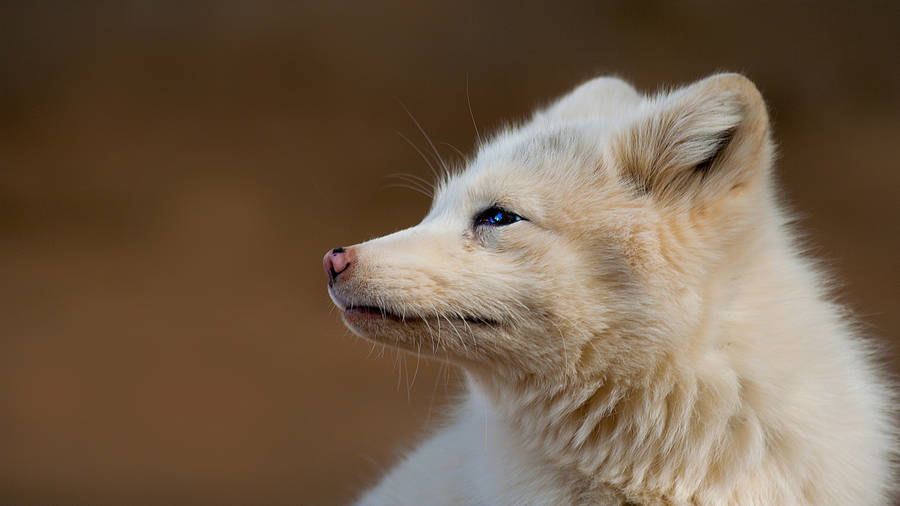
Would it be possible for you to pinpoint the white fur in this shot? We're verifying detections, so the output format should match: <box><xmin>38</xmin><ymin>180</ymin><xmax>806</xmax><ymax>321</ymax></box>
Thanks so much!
<box><xmin>328</xmin><ymin>74</ymin><xmax>897</xmax><ymax>505</ymax></box>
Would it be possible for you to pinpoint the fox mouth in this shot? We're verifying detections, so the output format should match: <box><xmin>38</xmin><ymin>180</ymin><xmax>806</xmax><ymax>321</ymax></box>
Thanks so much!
<box><xmin>344</xmin><ymin>305</ymin><xmax>406</xmax><ymax>321</ymax></box>
<box><xmin>343</xmin><ymin>304</ymin><xmax>495</xmax><ymax>325</ymax></box>
<box><xmin>331</xmin><ymin>291</ymin><xmax>495</xmax><ymax>325</ymax></box>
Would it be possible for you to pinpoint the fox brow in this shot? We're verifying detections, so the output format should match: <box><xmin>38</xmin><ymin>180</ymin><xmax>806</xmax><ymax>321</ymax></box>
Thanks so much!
<box><xmin>511</xmin><ymin>129</ymin><xmax>577</xmax><ymax>163</ymax></box>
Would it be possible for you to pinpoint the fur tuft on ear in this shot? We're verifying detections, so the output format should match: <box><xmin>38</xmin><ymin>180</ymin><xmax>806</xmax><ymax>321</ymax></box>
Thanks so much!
<box><xmin>615</xmin><ymin>73</ymin><xmax>770</xmax><ymax>205</ymax></box>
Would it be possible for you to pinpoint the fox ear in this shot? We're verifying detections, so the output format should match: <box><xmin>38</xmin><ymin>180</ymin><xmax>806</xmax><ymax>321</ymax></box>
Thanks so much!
<box><xmin>614</xmin><ymin>73</ymin><xmax>770</xmax><ymax>205</ymax></box>
<box><xmin>537</xmin><ymin>76</ymin><xmax>642</xmax><ymax>122</ymax></box>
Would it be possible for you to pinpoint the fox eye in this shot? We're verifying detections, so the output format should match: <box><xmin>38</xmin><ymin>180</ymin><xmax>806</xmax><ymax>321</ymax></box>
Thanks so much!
<box><xmin>474</xmin><ymin>206</ymin><xmax>524</xmax><ymax>227</ymax></box>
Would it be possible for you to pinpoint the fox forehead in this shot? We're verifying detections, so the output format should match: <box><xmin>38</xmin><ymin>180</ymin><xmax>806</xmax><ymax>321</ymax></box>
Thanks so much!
<box><xmin>426</xmin><ymin>121</ymin><xmax>620</xmax><ymax>224</ymax></box>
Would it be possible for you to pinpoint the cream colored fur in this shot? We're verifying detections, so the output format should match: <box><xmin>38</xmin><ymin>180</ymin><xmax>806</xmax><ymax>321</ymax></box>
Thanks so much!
<box><xmin>327</xmin><ymin>74</ymin><xmax>897</xmax><ymax>505</ymax></box>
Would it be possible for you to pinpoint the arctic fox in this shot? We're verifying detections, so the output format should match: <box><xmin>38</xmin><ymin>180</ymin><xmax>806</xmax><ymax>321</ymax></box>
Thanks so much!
<box><xmin>324</xmin><ymin>73</ymin><xmax>897</xmax><ymax>505</ymax></box>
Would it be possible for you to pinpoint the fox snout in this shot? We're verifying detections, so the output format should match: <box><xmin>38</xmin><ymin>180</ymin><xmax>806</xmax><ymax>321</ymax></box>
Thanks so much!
<box><xmin>323</xmin><ymin>246</ymin><xmax>353</xmax><ymax>285</ymax></box>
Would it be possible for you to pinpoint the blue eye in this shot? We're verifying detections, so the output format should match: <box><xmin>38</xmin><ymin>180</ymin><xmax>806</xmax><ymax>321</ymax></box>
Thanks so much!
<box><xmin>475</xmin><ymin>206</ymin><xmax>524</xmax><ymax>227</ymax></box>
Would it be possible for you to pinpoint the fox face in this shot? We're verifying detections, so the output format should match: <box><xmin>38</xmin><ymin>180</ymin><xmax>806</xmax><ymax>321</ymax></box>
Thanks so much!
<box><xmin>326</xmin><ymin>74</ymin><xmax>771</xmax><ymax>382</ymax></box>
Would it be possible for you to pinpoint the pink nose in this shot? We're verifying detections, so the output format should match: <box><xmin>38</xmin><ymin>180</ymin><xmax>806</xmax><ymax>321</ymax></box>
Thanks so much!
<box><xmin>323</xmin><ymin>247</ymin><xmax>351</xmax><ymax>283</ymax></box>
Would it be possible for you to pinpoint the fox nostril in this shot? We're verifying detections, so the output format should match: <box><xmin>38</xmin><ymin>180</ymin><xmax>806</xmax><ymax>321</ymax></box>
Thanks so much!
<box><xmin>324</xmin><ymin>247</ymin><xmax>352</xmax><ymax>283</ymax></box>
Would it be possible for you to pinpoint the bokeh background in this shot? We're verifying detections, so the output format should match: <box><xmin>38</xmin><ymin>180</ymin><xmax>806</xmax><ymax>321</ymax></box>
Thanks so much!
<box><xmin>1</xmin><ymin>1</ymin><xmax>898</xmax><ymax>504</ymax></box>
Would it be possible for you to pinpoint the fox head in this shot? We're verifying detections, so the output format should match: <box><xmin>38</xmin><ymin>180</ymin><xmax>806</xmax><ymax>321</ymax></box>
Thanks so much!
<box><xmin>325</xmin><ymin>73</ymin><xmax>772</xmax><ymax>383</ymax></box>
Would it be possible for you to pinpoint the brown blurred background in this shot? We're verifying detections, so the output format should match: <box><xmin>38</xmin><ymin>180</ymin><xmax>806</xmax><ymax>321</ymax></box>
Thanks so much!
<box><xmin>1</xmin><ymin>1</ymin><xmax>898</xmax><ymax>504</ymax></box>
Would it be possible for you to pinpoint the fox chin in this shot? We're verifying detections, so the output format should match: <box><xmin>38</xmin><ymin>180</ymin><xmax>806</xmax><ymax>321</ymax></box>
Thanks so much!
<box><xmin>324</xmin><ymin>73</ymin><xmax>898</xmax><ymax>505</ymax></box>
